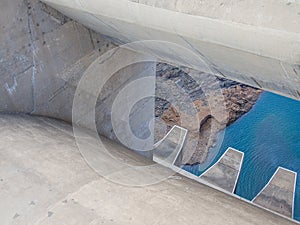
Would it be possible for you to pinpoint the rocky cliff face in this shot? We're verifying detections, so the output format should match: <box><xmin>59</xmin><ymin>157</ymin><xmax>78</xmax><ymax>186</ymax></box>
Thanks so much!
<box><xmin>155</xmin><ymin>63</ymin><xmax>262</xmax><ymax>166</ymax></box>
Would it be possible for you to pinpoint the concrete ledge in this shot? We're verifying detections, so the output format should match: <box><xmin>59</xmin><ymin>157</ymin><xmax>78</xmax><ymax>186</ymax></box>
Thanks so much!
<box><xmin>199</xmin><ymin>147</ymin><xmax>244</xmax><ymax>193</ymax></box>
<box><xmin>153</xmin><ymin>125</ymin><xmax>187</xmax><ymax>167</ymax></box>
<box><xmin>0</xmin><ymin>114</ymin><xmax>298</xmax><ymax>225</ymax></box>
<box><xmin>252</xmin><ymin>167</ymin><xmax>297</xmax><ymax>218</ymax></box>
<box><xmin>155</xmin><ymin>143</ymin><xmax>299</xmax><ymax>223</ymax></box>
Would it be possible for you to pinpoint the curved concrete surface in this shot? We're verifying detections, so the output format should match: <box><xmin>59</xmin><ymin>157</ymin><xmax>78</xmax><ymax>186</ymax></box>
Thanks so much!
<box><xmin>1</xmin><ymin>1</ymin><xmax>299</xmax><ymax>223</ymax></box>
<box><xmin>0</xmin><ymin>114</ymin><xmax>298</xmax><ymax>225</ymax></box>
<box><xmin>0</xmin><ymin>0</ymin><xmax>156</xmax><ymax>149</ymax></box>
<box><xmin>41</xmin><ymin>0</ymin><xmax>300</xmax><ymax>100</ymax></box>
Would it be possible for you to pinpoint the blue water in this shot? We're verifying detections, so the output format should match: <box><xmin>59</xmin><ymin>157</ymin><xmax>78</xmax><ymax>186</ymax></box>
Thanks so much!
<box><xmin>183</xmin><ymin>92</ymin><xmax>300</xmax><ymax>221</ymax></box>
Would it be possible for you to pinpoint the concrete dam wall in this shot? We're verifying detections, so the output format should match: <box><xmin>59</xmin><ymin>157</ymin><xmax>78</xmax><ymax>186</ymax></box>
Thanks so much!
<box><xmin>1</xmin><ymin>0</ymin><xmax>299</xmax><ymax>140</ymax></box>
<box><xmin>1</xmin><ymin>0</ymin><xmax>300</xmax><ymax>224</ymax></box>
<box><xmin>0</xmin><ymin>0</ymin><xmax>156</xmax><ymax>153</ymax></box>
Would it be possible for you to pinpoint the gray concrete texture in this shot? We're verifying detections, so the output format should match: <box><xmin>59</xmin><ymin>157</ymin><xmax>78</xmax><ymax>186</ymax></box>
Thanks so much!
<box><xmin>0</xmin><ymin>0</ymin><xmax>155</xmax><ymax>152</ymax></box>
<box><xmin>200</xmin><ymin>148</ymin><xmax>244</xmax><ymax>193</ymax></box>
<box><xmin>253</xmin><ymin>167</ymin><xmax>297</xmax><ymax>218</ymax></box>
<box><xmin>41</xmin><ymin>0</ymin><xmax>300</xmax><ymax>101</ymax></box>
<box><xmin>1</xmin><ymin>0</ymin><xmax>299</xmax><ymax>224</ymax></box>
<box><xmin>153</xmin><ymin>125</ymin><xmax>187</xmax><ymax>166</ymax></box>
<box><xmin>0</xmin><ymin>0</ymin><xmax>111</xmax><ymax>115</ymax></box>
<box><xmin>0</xmin><ymin>114</ymin><xmax>298</xmax><ymax>225</ymax></box>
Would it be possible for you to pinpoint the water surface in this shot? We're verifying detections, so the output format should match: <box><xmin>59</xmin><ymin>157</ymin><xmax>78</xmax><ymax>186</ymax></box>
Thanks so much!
<box><xmin>183</xmin><ymin>92</ymin><xmax>300</xmax><ymax>221</ymax></box>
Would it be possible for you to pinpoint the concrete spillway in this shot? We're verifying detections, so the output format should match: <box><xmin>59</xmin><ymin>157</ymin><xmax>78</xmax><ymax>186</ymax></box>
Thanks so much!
<box><xmin>41</xmin><ymin>0</ymin><xmax>300</xmax><ymax>100</ymax></box>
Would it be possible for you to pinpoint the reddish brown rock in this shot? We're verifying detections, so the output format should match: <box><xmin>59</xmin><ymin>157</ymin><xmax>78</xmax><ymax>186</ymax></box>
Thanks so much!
<box><xmin>155</xmin><ymin>63</ymin><xmax>262</xmax><ymax>165</ymax></box>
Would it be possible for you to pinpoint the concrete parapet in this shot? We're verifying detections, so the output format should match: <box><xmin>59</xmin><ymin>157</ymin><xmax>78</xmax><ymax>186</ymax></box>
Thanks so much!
<box><xmin>42</xmin><ymin>0</ymin><xmax>300</xmax><ymax>100</ymax></box>
<box><xmin>0</xmin><ymin>114</ymin><xmax>297</xmax><ymax>225</ymax></box>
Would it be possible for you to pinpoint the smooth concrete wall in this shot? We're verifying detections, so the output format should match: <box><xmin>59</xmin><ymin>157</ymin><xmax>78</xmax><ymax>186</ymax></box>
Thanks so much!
<box><xmin>41</xmin><ymin>0</ymin><xmax>300</xmax><ymax>100</ymax></box>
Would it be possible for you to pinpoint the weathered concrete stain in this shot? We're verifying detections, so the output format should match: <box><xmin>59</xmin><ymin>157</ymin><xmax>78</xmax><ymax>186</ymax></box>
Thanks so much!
<box><xmin>200</xmin><ymin>148</ymin><xmax>244</xmax><ymax>193</ymax></box>
<box><xmin>253</xmin><ymin>167</ymin><xmax>297</xmax><ymax>218</ymax></box>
